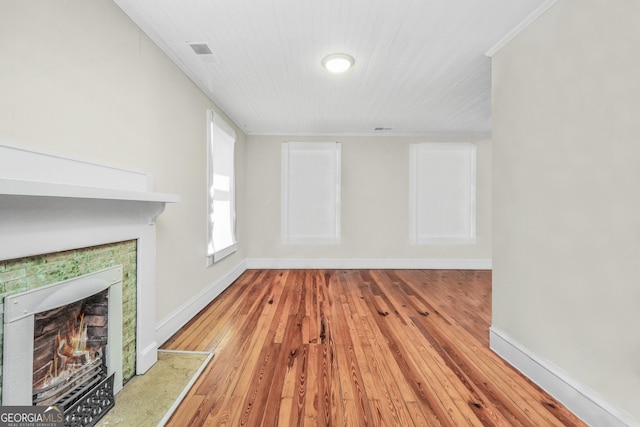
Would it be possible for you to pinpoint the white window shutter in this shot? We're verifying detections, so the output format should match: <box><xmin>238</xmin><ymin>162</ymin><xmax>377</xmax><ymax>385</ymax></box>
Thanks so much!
<box><xmin>410</xmin><ymin>142</ymin><xmax>477</xmax><ymax>245</ymax></box>
<box><xmin>281</xmin><ymin>142</ymin><xmax>341</xmax><ymax>245</ymax></box>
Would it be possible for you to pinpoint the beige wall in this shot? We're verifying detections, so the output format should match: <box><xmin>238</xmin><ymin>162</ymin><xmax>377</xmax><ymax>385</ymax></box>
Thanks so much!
<box><xmin>0</xmin><ymin>0</ymin><xmax>246</xmax><ymax>323</ymax></box>
<box><xmin>492</xmin><ymin>0</ymin><xmax>640</xmax><ymax>421</ymax></box>
<box><xmin>245</xmin><ymin>134</ymin><xmax>491</xmax><ymax>262</ymax></box>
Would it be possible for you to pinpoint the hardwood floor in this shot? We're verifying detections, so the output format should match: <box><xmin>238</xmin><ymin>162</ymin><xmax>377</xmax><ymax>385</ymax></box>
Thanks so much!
<box><xmin>162</xmin><ymin>269</ymin><xmax>586</xmax><ymax>426</ymax></box>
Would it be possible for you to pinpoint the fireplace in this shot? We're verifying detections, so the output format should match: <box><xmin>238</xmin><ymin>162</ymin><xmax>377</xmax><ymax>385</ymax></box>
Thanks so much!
<box><xmin>32</xmin><ymin>289</ymin><xmax>109</xmax><ymax>407</ymax></box>
<box><xmin>0</xmin><ymin>143</ymin><xmax>179</xmax><ymax>408</ymax></box>
<box><xmin>3</xmin><ymin>267</ymin><xmax>123</xmax><ymax>424</ymax></box>
<box><xmin>5</xmin><ymin>270</ymin><xmax>123</xmax><ymax>425</ymax></box>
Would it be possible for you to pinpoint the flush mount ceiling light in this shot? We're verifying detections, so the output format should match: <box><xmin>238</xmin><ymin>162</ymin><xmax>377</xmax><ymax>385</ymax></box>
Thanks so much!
<box><xmin>321</xmin><ymin>53</ymin><xmax>355</xmax><ymax>73</ymax></box>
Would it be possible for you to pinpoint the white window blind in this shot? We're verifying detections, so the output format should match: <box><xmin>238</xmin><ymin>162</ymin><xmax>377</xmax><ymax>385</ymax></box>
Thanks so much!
<box><xmin>281</xmin><ymin>142</ymin><xmax>341</xmax><ymax>245</ymax></box>
<box><xmin>207</xmin><ymin>110</ymin><xmax>237</xmax><ymax>265</ymax></box>
<box><xmin>409</xmin><ymin>142</ymin><xmax>477</xmax><ymax>245</ymax></box>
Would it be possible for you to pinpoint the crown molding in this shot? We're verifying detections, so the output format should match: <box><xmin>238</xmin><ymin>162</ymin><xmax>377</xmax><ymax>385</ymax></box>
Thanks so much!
<box><xmin>485</xmin><ymin>0</ymin><xmax>558</xmax><ymax>57</ymax></box>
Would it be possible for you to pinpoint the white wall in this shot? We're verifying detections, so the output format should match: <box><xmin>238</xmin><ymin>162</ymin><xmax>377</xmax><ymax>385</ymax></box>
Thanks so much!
<box><xmin>0</xmin><ymin>0</ymin><xmax>246</xmax><ymax>326</ymax></box>
<box><xmin>492</xmin><ymin>0</ymin><xmax>640</xmax><ymax>423</ymax></box>
<box><xmin>245</xmin><ymin>135</ymin><xmax>491</xmax><ymax>267</ymax></box>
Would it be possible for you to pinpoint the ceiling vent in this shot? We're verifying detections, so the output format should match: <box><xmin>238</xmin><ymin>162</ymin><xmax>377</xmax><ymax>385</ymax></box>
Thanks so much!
<box><xmin>188</xmin><ymin>43</ymin><xmax>213</xmax><ymax>55</ymax></box>
<box><xmin>187</xmin><ymin>42</ymin><xmax>219</xmax><ymax>64</ymax></box>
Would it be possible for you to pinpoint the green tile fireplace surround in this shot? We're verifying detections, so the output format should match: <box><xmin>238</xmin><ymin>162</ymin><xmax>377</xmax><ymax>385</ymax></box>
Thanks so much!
<box><xmin>0</xmin><ymin>240</ymin><xmax>138</xmax><ymax>401</ymax></box>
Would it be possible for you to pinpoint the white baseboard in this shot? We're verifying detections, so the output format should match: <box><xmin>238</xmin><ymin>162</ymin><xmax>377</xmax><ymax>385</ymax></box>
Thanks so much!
<box><xmin>490</xmin><ymin>327</ymin><xmax>638</xmax><ymax>427</ymax></box>
<box><xmin>155</xmin><ymin>261</ymin><xmax>246</xmax><ymax>346</ymax></box>
<box><xmin>136</xmin><ymin>341</ymin><xmax>159</xmax><ymax>376</ymax></box>
<box><xmin>244</xmin><ymin>258</ymin><xmax>492</xmax><ymax>270</ymax></box>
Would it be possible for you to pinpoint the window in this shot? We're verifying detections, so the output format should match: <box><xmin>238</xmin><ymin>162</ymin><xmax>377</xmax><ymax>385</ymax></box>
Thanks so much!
<box><xmin>207</xmin><ymin>110</ymin><xmax>237</xmax><ymax>265</ymax></box>
<box><xmin>409</xmin><ymin>142</ymin><xmax>477</xmax><ymax>244</ymax></box>
<box><xmin>281</xmin><ymin>142</ymin><xmax>341</xmax><ymax>244</ymax></box>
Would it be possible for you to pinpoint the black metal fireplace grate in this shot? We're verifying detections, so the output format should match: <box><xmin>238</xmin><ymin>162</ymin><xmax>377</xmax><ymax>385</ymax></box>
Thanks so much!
<box><xmin>33</xmin><ymin>351</ymin><xmax>115</xmax><ymax>427</ymax></box>
<box><xmin>63</xmin><ymin>373</ymin><xmax>115</xmax><ymax>427</ymax></box>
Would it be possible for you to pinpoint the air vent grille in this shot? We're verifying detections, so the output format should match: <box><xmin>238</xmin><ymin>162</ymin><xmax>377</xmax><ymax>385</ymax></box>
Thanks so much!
<box><xmin>189</xmin><ymin>43</ymin><xmax>213</xmax><ymax>55</ymax></box>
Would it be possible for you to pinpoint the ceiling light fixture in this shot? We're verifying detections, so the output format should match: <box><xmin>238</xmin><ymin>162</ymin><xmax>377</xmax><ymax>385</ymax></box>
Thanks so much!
<box><xmin>321</xmin><ymin>53</ymin><xmax>355</xmax><ymax>73</ymax></box>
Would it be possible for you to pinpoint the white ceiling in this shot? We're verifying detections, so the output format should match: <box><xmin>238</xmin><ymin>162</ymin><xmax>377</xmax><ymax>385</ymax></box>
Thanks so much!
<box><xmin>113</xmin><ymin>0</ymin><xmax>553</xmax><ymax>136</ymax></box>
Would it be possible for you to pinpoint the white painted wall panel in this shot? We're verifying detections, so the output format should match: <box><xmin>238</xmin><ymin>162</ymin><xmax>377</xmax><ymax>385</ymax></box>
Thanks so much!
<box><xmin>282</xmin><ymin>142</ymin><xmax>341</xmax><ymax>244</ymax></box>
<box><xmin>410</xmin><ymin>142</ymin><xmax>476</xmax><ymax>244</ymax></box>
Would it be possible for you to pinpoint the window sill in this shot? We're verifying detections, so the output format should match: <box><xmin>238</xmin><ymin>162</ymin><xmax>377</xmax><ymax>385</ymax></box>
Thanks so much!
<box><xmin>207</xmin><ymin>243</ymin><xmax>237</xmax><ymax>267</ymax></box>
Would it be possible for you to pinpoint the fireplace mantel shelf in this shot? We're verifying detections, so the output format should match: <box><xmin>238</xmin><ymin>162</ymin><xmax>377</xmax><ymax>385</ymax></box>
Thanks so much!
<box><xmin>0</xmin><ymin>178</ymin><xmax>180</xmax><ymax>203</ymax></box>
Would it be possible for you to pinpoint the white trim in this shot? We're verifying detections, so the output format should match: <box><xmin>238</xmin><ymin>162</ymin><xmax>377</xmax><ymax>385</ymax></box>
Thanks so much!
<box><xmin>485</xmin><ymin>0</ymin><xmax>558</xmax><ymax>57</ymax></box>
<box><xmin>207</xmin><ymin>243</ymin><xmax>238</xmax><ymax>267</ymax></box>
<box><xmin>244</xmin><ymin>258</ymin><xmax>492</xmax><ymax>270</ymax></box>
<box><xmin>0</xmin><ymin>178</ymin><xmax>179</xmax><ymax>204</ymax></box>
<box><xmin>0</xmin><ymin>143</ymin><xmax>178</xmax><ymax>204</ymax></box>
<box><xmin>155</xmin><ymin>262</ymin><xmax>246</xmax><ymax>346</ymax></box>
<box><xmin>0</xmin><ymin>142</ymin><xmax>153</xmax><ymax>191</ymax></box>
<box><xmin>490</xmin><ymin>327</ymin><xmax>639</xmax><ymax>427</ymax></box>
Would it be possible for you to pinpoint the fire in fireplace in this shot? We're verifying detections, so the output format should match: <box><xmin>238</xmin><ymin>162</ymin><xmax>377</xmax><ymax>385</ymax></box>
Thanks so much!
<box><xmin>32</xmin><ymin>290</ymin><xmax>109</xmax><ymax>409</ymax></box>
<box><xmin>2</xmin><ymin>266</ymin><xmax>123</xmax><ymax>426</ymax></box>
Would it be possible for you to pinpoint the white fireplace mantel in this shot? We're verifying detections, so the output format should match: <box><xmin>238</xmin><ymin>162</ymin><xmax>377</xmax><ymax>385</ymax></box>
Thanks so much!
<box><xmin>0</xmin><ymin>143</ymin><xmax>180</xmax><ymax>376</ymax></box>
<box><xmin>0</xmin><ymin>177</ymin><xmax>180</xmax><ymax>203</ymax></box>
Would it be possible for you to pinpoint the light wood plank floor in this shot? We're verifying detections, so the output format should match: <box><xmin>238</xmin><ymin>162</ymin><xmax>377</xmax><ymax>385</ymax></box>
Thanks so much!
<box><xmin>162</xmin><ymin>269</ymin><xmax>586</xmax><ymax>426</ymax></box>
